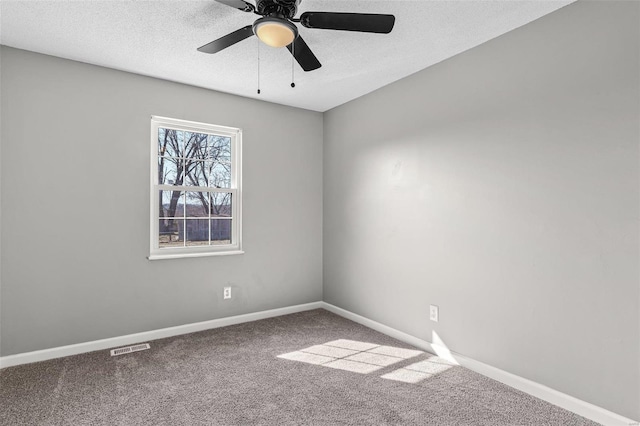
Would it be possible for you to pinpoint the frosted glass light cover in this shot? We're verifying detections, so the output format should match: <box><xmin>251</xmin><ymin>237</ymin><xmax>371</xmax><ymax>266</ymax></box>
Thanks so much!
<box><xmin>255</xmin><ymin>22</ymin><xmax>295</xmax><ymax>47</ymax></box>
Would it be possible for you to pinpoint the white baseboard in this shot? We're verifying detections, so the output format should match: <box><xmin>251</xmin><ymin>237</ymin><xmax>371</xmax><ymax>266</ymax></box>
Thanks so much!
<box><xmin>320</xmin><ymin>302</ymin><xmax>637</xmax><ymax>426</ymax></box>
<box><xmin>0</xmin><ymin>301</ymin><xmax>323</xmax><ymax>369</ymax></box>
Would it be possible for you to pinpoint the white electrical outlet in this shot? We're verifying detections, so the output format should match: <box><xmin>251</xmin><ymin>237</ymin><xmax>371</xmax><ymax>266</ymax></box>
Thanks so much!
<box><xmin>223</xmin><ymin>287</ymin><xmax>232</xmax><ymax>300</ymax></box>
<box><xmin>430</xmin><ymin>305</ymin><xmax>439</xmax><ymax>322</ymax></box>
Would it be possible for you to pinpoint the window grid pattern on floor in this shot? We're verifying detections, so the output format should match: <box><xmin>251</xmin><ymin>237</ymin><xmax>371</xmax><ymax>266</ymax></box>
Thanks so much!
<box><xmin>278</xmin><ymin>339</ymin><xmax>454</xmax><ymax>383</ymax></box>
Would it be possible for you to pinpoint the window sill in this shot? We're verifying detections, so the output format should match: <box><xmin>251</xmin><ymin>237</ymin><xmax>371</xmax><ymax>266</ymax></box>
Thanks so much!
<box><xmin>148</xmin><ymin>250</ymin><xmax>245</xmax><ymax>261</ymax></box>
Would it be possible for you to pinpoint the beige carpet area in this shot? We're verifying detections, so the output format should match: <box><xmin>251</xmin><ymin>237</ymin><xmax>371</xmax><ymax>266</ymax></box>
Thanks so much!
<box><xmin>0</xmin><ymin>309</ymin><xmax>598</xmax><ymax>425</ymax></box>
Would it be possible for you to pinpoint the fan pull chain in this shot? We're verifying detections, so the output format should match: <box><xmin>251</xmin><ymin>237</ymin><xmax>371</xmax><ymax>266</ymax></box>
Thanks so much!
<box><xmin>291</xmin><ymin>39</ymin><xmax>296</xmax><ymax>88</ymax></box>
<box><xmin>257</xmin><ymin>40</ymin><xmax>261</xmax><ymax>95</ymax></box>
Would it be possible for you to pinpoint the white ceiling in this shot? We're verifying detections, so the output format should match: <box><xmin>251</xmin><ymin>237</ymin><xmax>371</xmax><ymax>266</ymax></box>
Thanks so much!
<box><xmin>0</xmin><ymin>0</ymin><xmax>574</xmax><ymax>112</ymax></box>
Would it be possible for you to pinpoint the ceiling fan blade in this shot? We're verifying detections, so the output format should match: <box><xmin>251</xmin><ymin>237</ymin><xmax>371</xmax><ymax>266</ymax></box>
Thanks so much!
<box><xmin>197</xmin><ymin>26</ymin><xmax>254</xmax><ymax>54</ymax></box>
<box><xmin>300</xmin><ymin>12</ymin><xmax>395</xmax><ymax>34</ymax></box>
<box><xmin>215</xmin><ymin>0</ymin><xmax>254</xmax><ymax>12</ymax></box>
<box><xmin>286</xmin><ymin>35</ymin><xmax>322</xmax><ymax>72</ymax></box>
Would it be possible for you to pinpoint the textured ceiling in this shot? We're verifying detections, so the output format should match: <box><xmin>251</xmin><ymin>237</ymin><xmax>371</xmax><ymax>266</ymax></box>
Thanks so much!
<box><xmin>0</xmin><ymin>0</ymin><xmax>574</xmax><ymax>112</ymax></box>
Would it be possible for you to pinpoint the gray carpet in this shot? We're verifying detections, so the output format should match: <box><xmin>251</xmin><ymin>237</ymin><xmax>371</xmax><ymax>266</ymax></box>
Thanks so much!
<box><xmin>0</xmin><ymin>309</ymin><xmax>598</xmax><ymax>425</ymax></box>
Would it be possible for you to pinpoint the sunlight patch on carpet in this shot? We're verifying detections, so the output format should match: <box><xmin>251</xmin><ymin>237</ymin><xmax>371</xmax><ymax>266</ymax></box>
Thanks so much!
<box><xmin>345</xmin><ymin>352</ymin><xmax>403</xmax><ymax>367</ymax></box>
<box><xmin>324</xmin><ymin>359</ymin><xmax>382</xmax><ymax>374</ymax></box>
<box><xmin>277</xmin><ymin>339</ymin><xmax>424</xmax><ymax>375</ymax></box>
<box><xmin>324</xmin><ymin>339</ymin><xmax>379</xmax><ymax>351</ymax></box>
<box><xmin>381</xmin><ymin>368</ymin><xmax>431</xmax><ymax>383</ymax></box>
<box><xmin>381</xmin><ymin>356</ymin><xmax>454</xmax><ymax>383</ymax></box>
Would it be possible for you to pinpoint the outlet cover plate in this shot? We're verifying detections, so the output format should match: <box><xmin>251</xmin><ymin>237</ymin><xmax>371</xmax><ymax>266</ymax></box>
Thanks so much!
<box><xmin>223</xmin><ymin>287</ymin><xmax>232</xmax><ymax>300</ymax></box>
<box><xmin>430</xmin><ymin>305</ymin><xmax>439</xmax><ymax>322</ymax></box>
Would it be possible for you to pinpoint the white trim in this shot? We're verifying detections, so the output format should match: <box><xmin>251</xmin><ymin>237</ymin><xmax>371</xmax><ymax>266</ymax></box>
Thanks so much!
<box><xmin>150</xmin><ymin>115</ymin><xmax>241</xmax><ymax>136</ymax></box>
<box><xmin>319</xmin><ymin>302</ymin><xmax>638</xmax><ymax>426</ymax></box>
<box><xmin>147</xmin><ymin>250</ymin><xmax>245</xmax><ymax>260</ymax></box>
<box><xmin>0</xmin><ymin>301</ymin><xmax>323</xmax><ymax>369</ymax></box>
<box><xmin>149</xmin><ymin>116</ymin><xmax>242</xmax><ymax>259</ymax></box>
<box><xmin>156</xmin><ymin>185</ymin><xmax>236</xmax><ymax>193</ymax></box>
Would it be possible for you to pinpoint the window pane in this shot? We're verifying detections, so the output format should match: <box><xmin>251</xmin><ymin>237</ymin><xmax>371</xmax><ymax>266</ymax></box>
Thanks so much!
<box><xmin>158</xmin><ymin>156</ymin><xmax>181</xmax><ymax>185</ymax></box>
<box><xmin>159</xmin><ymin>191</ymin><xmax>184</xmax><ymax>218</ymax></box>
<box><xmin>185</xmin><ymin>219</ymin><xmax>209</xmax><ymax>246</ymax></box>
<box><xmin>206</xmin><ymin>135</ymin><xmax>231</xmax><ymax>162</ymax></box>
<box><xmin>159</xmin><ymin>219</ymin><xmax>184</xmax><ymax>248</ymax></box>
<box><xmin>184</xmin><ymin>132</ymin><xmax>209</xmax><ymax>160</ymax></box>
<box><xmin>207</xmin><ymin>135</ymin><xmax>232</xmax><ymax>188</ymax></box>
<box><xmin>210</xmin><ymin>192</ymin><xmax>232</xmax><ymax>217</ymax></box>
<box><xmin>158</xmin><ymin>128</ymin><xmax>184</xmax><ymax>158</ymax></box>
<box><xmin>210</xmin><ymin>219</ymin><xmax>232</xmax><ymax>245</ymax></box>
<box><xmin>185</xmin><ymin>160</ymin><xmax>208</xmax><ymax>187</ymax></box>
<box><xmin>207</xmin><ymin>161</ymin><xmax>231</xmax><ymax>188</ymax></box>
<box><xmin>185</xmin><ymin>191</ymin><xmax>209</xmax><ymax>218</ymax></box>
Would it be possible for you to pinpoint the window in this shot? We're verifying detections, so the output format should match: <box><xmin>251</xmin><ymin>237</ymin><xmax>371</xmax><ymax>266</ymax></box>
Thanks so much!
<box><xmin>149</xmin><ymin>116</ymin><xmax>242</xmax><ymax>260</ymax></box>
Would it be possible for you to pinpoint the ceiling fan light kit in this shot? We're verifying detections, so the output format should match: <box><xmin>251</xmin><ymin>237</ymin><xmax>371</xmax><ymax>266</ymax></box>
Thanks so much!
<box><xmin>198</xmin><ymin>0</ymin><xmax>396</xmax><ymax>72</ymax></box>
<box><xmin>253</xmin><ymin>17</ymin><xmax>298</xmax><ymax>48</ymax></box>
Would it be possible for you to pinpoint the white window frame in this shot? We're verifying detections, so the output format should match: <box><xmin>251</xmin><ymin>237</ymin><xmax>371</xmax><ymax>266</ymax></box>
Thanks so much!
<box><xmin>148</xmin><ymin>116</ymin><xmax>243</xmax><ymax>260</ymax></box>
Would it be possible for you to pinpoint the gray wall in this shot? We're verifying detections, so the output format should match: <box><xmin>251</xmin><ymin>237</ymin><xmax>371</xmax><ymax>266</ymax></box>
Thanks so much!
<box><xmin>323</xmin><ymin>1</ymin><xmax>639</xmax><ymax>420</ymax></box>
<box><xmin>0</xmin><ymin>46</ymin><xmax>323</xmax><ymax>356</ymax></box>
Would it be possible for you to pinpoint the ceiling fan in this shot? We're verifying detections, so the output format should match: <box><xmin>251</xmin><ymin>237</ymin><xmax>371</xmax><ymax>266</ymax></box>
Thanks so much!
<box><xmin>197</xmin><ymin>0</ymin><xmax>396</xmax><ymax>71</ymax></box>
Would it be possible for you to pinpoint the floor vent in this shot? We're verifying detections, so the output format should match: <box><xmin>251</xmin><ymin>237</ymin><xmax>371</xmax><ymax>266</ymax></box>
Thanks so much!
<box><xmin>110</xmin><ymin>343</ymin><xmax>150</xmax><ymax>357</ymax></box>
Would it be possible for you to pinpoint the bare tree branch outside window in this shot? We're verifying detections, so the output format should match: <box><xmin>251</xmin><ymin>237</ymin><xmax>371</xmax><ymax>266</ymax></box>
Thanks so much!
<box><xmin>158</xmin><ymin>128</ymin><xmax>232</xmax><ymax>247</ymax></box>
